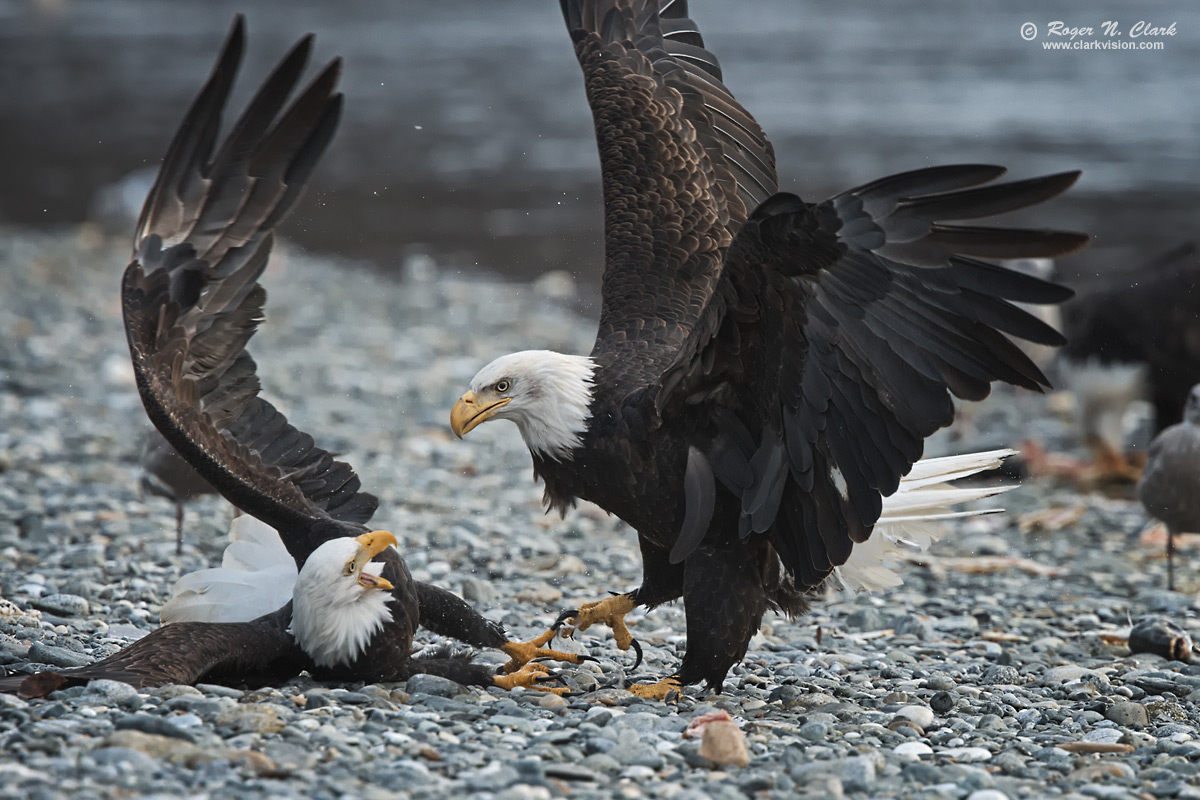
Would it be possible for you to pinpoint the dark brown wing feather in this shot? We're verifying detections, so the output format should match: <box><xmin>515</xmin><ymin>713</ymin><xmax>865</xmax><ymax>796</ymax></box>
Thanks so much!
<box><xmin>122</xmin><ymin>17</ymin><xmax>375</xmax><ymax>565</ymax></box>
<box><xmin>0</xmin><ymin>607</ymin><xmax>305</xmax><ymax>697</ymax></box>
<box><xmin>561</xmin><ymin>0</ymin><xmax>777</xmax><ymax>382</ymax></box>
<box><xmin>657</xmin><ymin>165</ymin><xmax>1087</xmax><ymax>583</ymax></box>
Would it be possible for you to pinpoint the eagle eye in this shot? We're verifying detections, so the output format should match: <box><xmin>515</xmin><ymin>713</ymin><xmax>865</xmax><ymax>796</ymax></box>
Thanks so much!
<box><xmin>344</xmin><ymin>560</ymin><xmax>356</xmax><ymax>575</ymax></box>
<box><xmin>495</xmin><ymin>379</ymin><xmax>511</xmax><ymax>393</ymax></box>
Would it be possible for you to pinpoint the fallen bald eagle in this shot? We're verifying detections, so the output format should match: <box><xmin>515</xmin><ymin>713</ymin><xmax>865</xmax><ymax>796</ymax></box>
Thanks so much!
<box><xmin>2</xmin><ymin>18</ymin><xmax>585</xmax><ymax>698</ymax></box>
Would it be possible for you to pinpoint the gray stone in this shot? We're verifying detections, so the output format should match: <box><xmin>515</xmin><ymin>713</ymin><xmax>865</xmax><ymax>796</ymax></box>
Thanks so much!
<box><xmin>87</xmin><ymin>746</ymin><xmax>161</xmax><ymax>772</ymax></box>
<box><xmin>460</xmin><ymin>577</ymin><xmax>496</xmax><ymax>604</ymax></box>
<box><xmin>982</xmin><ymin>664</ymin><xmax>1019</xmax><ymax>685</ymax></box>
<box><xmin>976</xmin><ymin>714</ymin><xmax>1007</xmax><ymax>732</ymax></box>
<box><xmin>405</xmin><ymin>673</ymin><xmax>467</xmax><ymax>698</ymax></box>
<box><xmin>930</xmin><ymin>691</ymin><xmax>956</xmax><ymax>714</ymax></box>
<box><xmin>845</xmin><ymin>607</ymin><xmax>886</xmax><ymax>631</ymax></box>
<box><xmin>798</xmin><ymin>720</ymin><xmax>830</xmax><ymax>741</ymax></box>
<box><xmin>1042</xmin><ymin>665</ymin><xmax>1089</xmax><ymax>684</ymax></box>
<box><xmin>1105</xmin><ymin>701</ymin><xmax>1150</xmax><ymax>728</ymax></box>
<box><xmin>27</xmin><ymin>642</ymin><xmax>90</xmax><ymax>668</ymax></box>
<box><xmin>841</xmin><ymin>756</ymin><xmax>875</xmax><ymax>792</ymax></box>
<box><xmin>114</xmin><ymin>713</ymin><xmax>197</xmax><ymax>742</ymax></box>
<box><xmin>31</xmin><ymin>593</ymin><xmax>89</xmax><ymax>617</ymax></box>
<box><xmin>580</xmin><ymin>753</ymin><xmax>621</xmax><ymax>774</ymax></box>
<box><xmin>926</xmin><ymin>674</ymin><xmax>956</xmax><ymax>691</ymax></box>
<box><xmin>896</xmin><ymin>705</ymin><xmax>935</xmax><ymax>728</ymax></box>
<box><xmin>543</xmin><ymin>763</ymin><xmax>599</xmax><ymax>782</ymax></box>
<box><xmin>80</xmin><ymin>679</ymin><xmax>139</xmax><ymax>708</ymax></box>
<box><xmin>891</xmin><ymin>614</ymin><xmax>933</xmax><ymax>640</ymax></box>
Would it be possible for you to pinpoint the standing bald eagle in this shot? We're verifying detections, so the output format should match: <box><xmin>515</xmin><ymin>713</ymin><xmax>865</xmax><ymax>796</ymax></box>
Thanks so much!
<box><xmin>451</xmin><ymin>0</ymin><xmax>1086</xmax><ymax>697</ymax></box>
<box><xmin>1</xmin><ymin>17</ymin><xmax>587</xmax><ymax>696</ymax></box>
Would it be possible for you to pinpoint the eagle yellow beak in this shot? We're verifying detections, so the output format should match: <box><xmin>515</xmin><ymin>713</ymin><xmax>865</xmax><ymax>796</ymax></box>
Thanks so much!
<box><xmin>450</xmin><ymin>391</ymin><xmax>511</xmax><ymax>437</ymax></box>
<box><xmin>354</xmin><ymin>530</ymin><xmax>397</xmax><ymax>591</ymax></box>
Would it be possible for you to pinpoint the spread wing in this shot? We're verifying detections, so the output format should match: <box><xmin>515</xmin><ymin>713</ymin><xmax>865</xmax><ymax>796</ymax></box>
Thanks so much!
<box><xmin>561</xmin><ymin>0</ymin><xmax>777</xmax><ymax>382</ymax></box>
<box><xmin>656</xmin><ymin>165</ymin><xmax>1088</xmax><ymax>583</ymax></box>
<box><xmin>0</xmin><ymin>607</ymin><xmax>305</xmax><ymax>697</ymax></box>
<box><xmin>122</xmin><ymin>17</ymin><xmax>375</xmax><ymax>565</ymax></box>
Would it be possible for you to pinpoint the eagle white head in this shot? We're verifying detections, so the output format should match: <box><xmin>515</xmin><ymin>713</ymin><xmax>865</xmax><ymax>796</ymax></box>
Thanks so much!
<box><xmin>291</xmin><ymin>530</ymin><xmax>398</xmax><ymax>668</ymax></box>
<box><xmin>451</xmin><ymin>350</ymin><xmax>595</xmax><ymax>460</ymax></box>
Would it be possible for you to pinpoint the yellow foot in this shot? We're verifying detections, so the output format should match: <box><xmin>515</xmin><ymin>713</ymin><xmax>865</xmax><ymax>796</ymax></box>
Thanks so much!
<box><xmin>558</xmin><ymin>593</ymin><xmax>637</xmax><ymax>650</ymax></box>
<box><xmin>628</xmin><ymin>677</ymin><xmax>683</xmax><ymax>702</ymax></box>
<box><xmin>499</xmin><ymin>629</ymin><xmax>595</xmax><ymax>674</ymax></box>
<box><xmin>492</xmin><ymin>662</ymin><xmax>571</xmax><ymax>695</ymax></box>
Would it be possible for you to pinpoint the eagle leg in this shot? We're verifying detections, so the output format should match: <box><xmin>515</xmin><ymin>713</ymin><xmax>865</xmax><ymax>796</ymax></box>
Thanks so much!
<box><xmin>627</xmin><ymin>676</ymin><xmax>683</xmax><ymax>702</ymax></box>
<box><xmin>1167</xmin><ymin>526</ymin><xmax>1176</xmax><ymax>592</ymax></box>
<box><xmin>1084</xmin><ymin>434</ymin><xmax>1143</xmax><ymax>486</ymax></box>
<box><xmin>499</xmin><ymin>629</ymin><xmax>598</xmax><ymax>674</ymax></box>
<box><xmin>554</xmin><ymin>593</ymin><xmax>638</xmax><ymax>652</ymax></box>
<box><xmin>492</xmin><ymin>661</ymin><xmax>572</xmax><ymax>695</ymax></box>
<box><xmin>175</xmin><ymin>500</ymin><xmax>186</xmax><ymax>555</ymax></box>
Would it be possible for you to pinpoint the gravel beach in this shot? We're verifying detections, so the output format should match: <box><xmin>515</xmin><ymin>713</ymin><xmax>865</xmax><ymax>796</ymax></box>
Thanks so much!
<box><xmin>1</xmin><ymin>226</ymin><xmax>1198</xmax><ymax>800</ymax></box>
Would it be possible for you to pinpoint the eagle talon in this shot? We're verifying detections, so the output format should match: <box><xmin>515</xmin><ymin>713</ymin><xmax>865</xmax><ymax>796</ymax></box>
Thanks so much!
<box><xmin>629</xmin><ymin>638</ymin><xmax>644</xmax><ymax>672</ymax></box>
<box><xmin>500</xmin><ymin>630</ymin><xmax>594</xmax><ymax>674</ymax></box>
<box><xmin>493</xmin><ymin>662</ymin><xmax>571</xmax><ymax>695</ymax></box>
<box><xmin>552</xmin><ymin>608</ymin><xmax>579</xmax><ymax>631</ymax></box>
<box><xmin>560</xmin><ymin>593</ymin><xmax>638</xmax><ymax>653</ymax></box>
<box><xmin>627</xmin><ymin>676</ymin><xmax>683</xmax><ymax>702</ymax></box>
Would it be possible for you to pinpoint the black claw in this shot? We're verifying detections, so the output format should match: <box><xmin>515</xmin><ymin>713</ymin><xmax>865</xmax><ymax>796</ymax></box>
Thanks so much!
<box><xmin>629</xmin><ymin>638</ymin><xmax>644</xmax><ymax>672</ymax></box>
<box><xmin>552</xmin><ymin>608</ymin><xmax>579</xmax><ymax>630</ymax></box>
<box><xmin>577</xmin><ymin>654</ymin><xmax>599</xmax><ymax>664</ymax></box>
<box><xmin>533</xmin><ymin>672</ymin><xmax>563</xmax><ymax>684</ymax></box>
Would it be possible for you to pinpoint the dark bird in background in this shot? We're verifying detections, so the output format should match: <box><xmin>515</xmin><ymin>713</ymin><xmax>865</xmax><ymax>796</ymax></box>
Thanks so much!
<box><xmin>451</xmin><ymin>0</ymin><xmax>1086</xmax><ymax>697</ymax></box>
<box><xmin>2</xmin><ymin>18</ymin><xmax>587</xmax><ymax>697</ymax></box>
<box><xmin>1138</xmin><ymin>384</ymin><xmax>1200</xmax><ymax>591</ymax></box>
<box><xmin>139</xmin><ymin>427</ymin><xmax>224</xmax><ymax>554</ymax></box>
<box><xmin>1059</xmin><ymin>242</ymin><xmax>1200</xmax><ymax>478</ymax></box>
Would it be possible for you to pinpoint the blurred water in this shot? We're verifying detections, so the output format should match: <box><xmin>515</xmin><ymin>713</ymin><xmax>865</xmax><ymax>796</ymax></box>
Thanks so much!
<box><xmin>1</xmin><ymin>0</ymin><xmax>1195</xmax><ymax>286</ymax></box>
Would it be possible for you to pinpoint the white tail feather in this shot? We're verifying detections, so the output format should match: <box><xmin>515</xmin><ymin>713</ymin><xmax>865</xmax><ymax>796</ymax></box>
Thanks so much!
<box><xmin>835</xmin><ymin>449</ymin><xmax>1015</xmax><ymax>593</ymax></box>
<box><xmin>160</xmin><ymin>516</ymin><xmax>298</xmax><ymax>624</ymax></box>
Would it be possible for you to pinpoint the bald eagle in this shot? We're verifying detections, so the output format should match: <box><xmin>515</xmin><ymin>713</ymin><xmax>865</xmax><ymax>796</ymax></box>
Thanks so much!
<box><xmin>0</xmin><ymin>18</ymin><xmax>590</xmax><ymax>697</ymax></box>
<box><xmin>451</xmin><ymin>0</ymin><xmax>1086</xmax><ymax>696</ymax></box>
<box><xmin>0</xmin><ymin>531</ymin><xmax>400</xmax><ymax>695</ymax></box>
